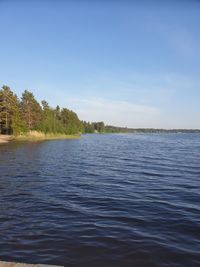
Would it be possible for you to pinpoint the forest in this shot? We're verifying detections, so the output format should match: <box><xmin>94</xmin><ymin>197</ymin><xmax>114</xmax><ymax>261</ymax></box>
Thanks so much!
<box><xmin>0</xmin><ymin>85</ymin><xmax>105</xmax><ymax>136</ymax></box>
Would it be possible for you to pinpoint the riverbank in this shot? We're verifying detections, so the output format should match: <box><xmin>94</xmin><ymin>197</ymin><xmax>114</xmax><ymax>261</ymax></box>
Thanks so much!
<box><xmin>0</xmin><ymin>131</ymin><xmax>80</xmax><ymax>143</ymax></box>
<box><xmin>0</xmin><ymin>135</ymin><xmax>14</xmax><ymax>143</ymax></box>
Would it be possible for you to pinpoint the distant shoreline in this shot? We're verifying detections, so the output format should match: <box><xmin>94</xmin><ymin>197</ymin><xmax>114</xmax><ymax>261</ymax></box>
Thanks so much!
<box><xmin>105</xmin><ymin>126</ymin><xmax>200</xmax><ymax>134</ymax></box>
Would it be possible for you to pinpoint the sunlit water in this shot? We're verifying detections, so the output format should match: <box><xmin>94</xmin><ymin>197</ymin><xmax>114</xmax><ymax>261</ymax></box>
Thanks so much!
<box><xmin>0</xmin><ymin>134</ymin><xmax>200</xmax><ymax>267</ymax></box>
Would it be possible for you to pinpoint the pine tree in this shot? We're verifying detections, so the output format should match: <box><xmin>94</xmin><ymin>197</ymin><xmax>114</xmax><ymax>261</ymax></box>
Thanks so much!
<box><xmin>21</xmin><ymin>90</ymin><xmax>42</xmax><ymax>131</ymax></box>
<box><xmin>0</xmin><ymin>85</ymin><xmax>23</xmax><ymax>135</ymax></box>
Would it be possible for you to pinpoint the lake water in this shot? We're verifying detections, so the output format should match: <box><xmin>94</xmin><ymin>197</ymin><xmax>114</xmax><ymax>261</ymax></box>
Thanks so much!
<box><xmin>0</xmin><ymin>134</ymin><xmax>200</xmax><ymax>267</ymax></box>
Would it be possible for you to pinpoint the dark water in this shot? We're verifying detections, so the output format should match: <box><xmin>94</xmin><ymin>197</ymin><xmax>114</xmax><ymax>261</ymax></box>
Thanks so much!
<box><xmin>0</xmin><ymin>134</ymin><xmax>200</xmax><ymax>267</ymax></box>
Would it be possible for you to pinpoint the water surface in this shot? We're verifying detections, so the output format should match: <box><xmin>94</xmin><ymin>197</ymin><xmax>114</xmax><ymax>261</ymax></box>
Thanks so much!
<box><xmin>0</xmin><ymin>134</ymin><xmax>200</xmax><ymax>267</ymax></box>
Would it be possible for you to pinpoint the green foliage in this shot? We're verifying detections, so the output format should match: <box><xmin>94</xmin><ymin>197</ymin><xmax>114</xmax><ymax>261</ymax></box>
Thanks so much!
<box><xmin>93</xmin><ymin>121</ymin><xmax>105</xmax><ymax>133</ymax></box>
<box><xmin>21</xmin><ymin>90</ymin><xmax>42</xmax><ymax>131</ymax></box>
<box><xmin>0</xmin><ymin>85</ymin><xmax>24</xmax><ymax>135</ymax></box>
<box><xmin>61</xmin><ymin>108</ymin><xmax>82</xmax><ymax>134</ymax></box>
<box><xmin>81</xmin><ymin>121</ymin><xmax>105</xmax><ymax>133</ymax></box>
<box><xmin>82</xmin><ymin>121</ymin><xmax>95</xmax><ymax>133</ymax></box>
<box><xmin>0</xmin><ymin>85</ymin><xmax>86</xmax><ymax>136</ymax></box>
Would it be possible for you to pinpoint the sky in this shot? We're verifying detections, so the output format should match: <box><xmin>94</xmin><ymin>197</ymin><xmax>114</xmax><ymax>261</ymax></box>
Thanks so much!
<box><xmin>0</xmin><ymin>0</ymin><xmax>200</xmax><ymax>129</ymax></box>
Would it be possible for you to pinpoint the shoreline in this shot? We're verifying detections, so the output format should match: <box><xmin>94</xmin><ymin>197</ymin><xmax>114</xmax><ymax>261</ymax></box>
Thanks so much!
<box><xmin>15</xmin><ymin>133</ymin><xmax>80</xmax><ymax>141</ymax></box>
<box><xmin>0</xmin><ymin>135</ymin><xmax>14</xmax><ymax>143</ymax></box>
<box><xmin>0</xmin><ymin>133</ymin><xmax>80</xmax><ymax>144</ymax></box>
<box><xmin>1</xmin><ymin>130</ymin><xmax>200</xmax><ymax>144</ymax></box>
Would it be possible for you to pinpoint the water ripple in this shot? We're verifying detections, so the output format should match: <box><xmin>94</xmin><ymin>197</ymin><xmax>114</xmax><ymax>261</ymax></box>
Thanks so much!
<box><xmin>0</xmin><ymin>133</ymin><xmax>200</xmax><ymax>266</ymax></box>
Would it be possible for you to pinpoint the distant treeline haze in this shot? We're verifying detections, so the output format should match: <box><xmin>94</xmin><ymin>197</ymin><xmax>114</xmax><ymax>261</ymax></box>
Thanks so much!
<box><xmin>0</xmin><ymin>85</ymin><xmax>105</xmax><ymax>136</ymax></box>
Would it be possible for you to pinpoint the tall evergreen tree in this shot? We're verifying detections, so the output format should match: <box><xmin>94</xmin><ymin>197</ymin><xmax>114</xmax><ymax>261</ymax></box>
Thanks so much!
<box><xmin>40</xmin><ymin>100</ymin><xmax>57</xmax><ymax>133</ymax></box>
<box><xmin>0</xmin><ymin>85</ymin><xmax>23</xmax><ymax>135</ymax></box>
<box><xmin>21</xmin><ymin>90</ymin><xmax>42</xmax><ymax>131</ymax></box>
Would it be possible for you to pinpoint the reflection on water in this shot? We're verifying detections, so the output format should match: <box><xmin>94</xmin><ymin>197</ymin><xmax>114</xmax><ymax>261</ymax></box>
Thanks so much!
<box><xmin>0</xmin><ymin>134</ymin><xmax>200</xmax><ymax>267</ymax></box>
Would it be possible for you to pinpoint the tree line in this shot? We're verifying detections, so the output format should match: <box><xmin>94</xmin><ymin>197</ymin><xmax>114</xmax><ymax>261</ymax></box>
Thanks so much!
<box><xmin>2</xmin><ymin>85</ymin><xmax>197</xmax><ymax>136</ymax></box>
<box><xmin>0</xmin><ymin>85</ymin><xmax>105</xmax><ymax>136</ymax></box>
<box><xmin>105</xmin><ymin>125</ymin><xmax>200</xmax><ymax>133</ymax></box>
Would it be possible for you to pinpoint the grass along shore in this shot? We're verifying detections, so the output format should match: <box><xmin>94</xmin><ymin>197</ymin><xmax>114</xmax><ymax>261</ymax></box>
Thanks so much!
<box><xmin>0</xmin><ymin>131</ymin><xmax>80</xmax><ymax>143</ymax></box>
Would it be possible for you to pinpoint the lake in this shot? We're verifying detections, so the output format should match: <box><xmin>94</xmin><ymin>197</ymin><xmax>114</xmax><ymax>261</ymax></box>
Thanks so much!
<box><xmin>0</xmin><ymin>133</ymin><xmax>200</xmax><ymax>267</ymax></box>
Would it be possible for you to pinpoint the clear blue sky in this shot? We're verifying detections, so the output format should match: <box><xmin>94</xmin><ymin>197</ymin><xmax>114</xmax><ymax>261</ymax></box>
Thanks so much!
<box><xmin>0</xmin><ymin>0</ymin><xmax>200</xmax><ymax>128</ymax></box>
